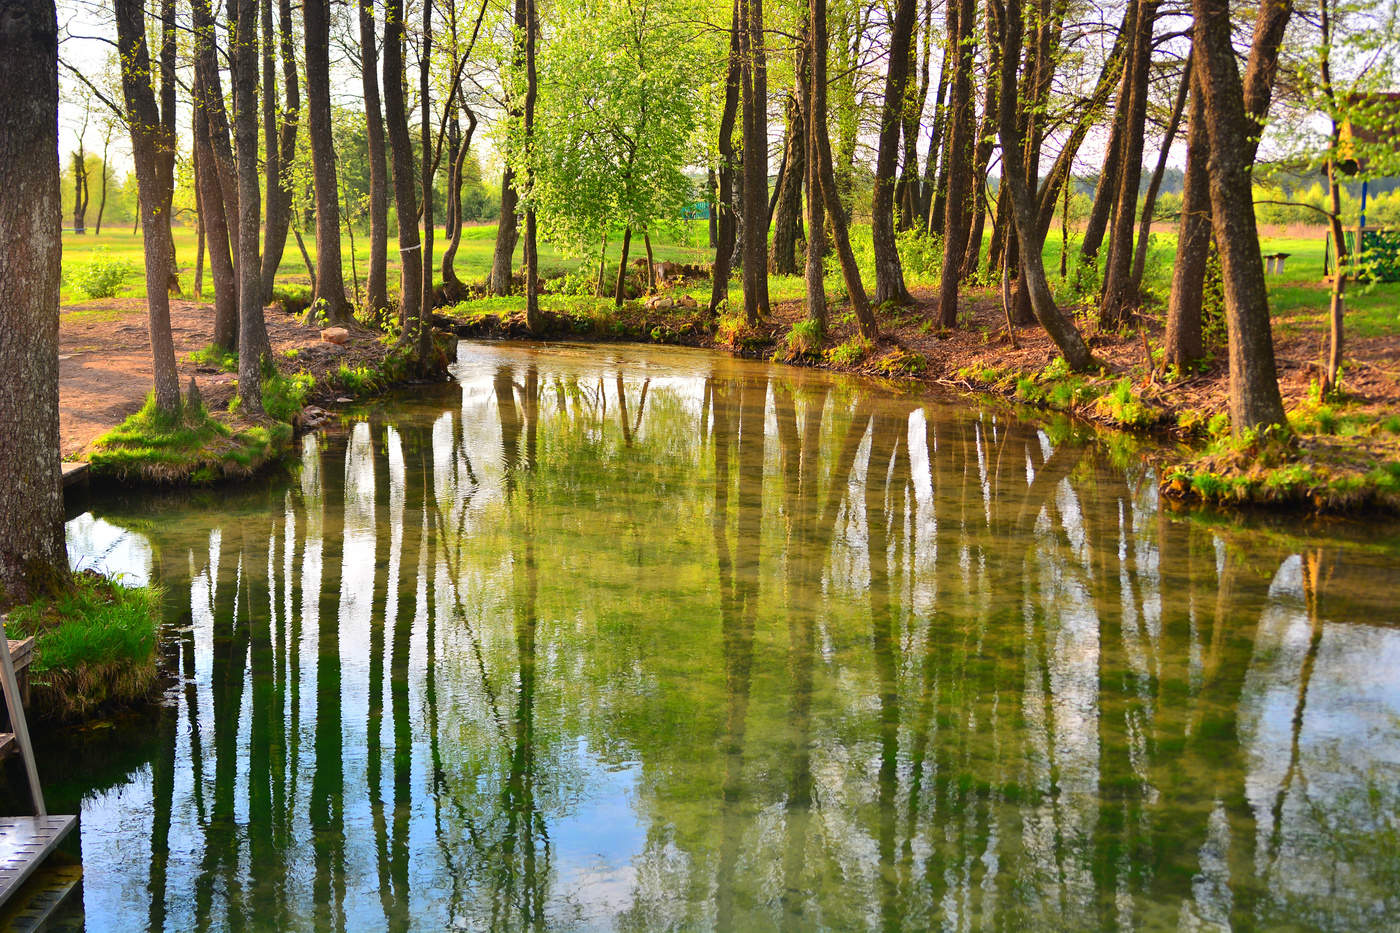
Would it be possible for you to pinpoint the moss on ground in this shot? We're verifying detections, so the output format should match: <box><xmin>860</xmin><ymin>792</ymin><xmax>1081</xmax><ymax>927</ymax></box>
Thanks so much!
<box><xmin>6</xmin><ymin>570</ymin><xmax>161</xmax><ymax>721</ymax></box>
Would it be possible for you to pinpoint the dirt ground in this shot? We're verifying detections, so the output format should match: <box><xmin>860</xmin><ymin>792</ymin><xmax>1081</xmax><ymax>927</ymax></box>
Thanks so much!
<box><xmin>60</xmin><ymin>299</ymin><xmax>392</xmax><ymax>458</ymax></box>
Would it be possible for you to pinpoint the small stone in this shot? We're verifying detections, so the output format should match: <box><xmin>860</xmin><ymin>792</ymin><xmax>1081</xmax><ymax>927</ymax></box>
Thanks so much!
<box><xmin>678</xmin><ymin>294</ymin><xmax>699</xmax><ymax>310</ymax></box>
<box><xmin>645</xmin><ymin>296</ymin><xmax>675</xmax><ymax>310</ymax></box>
<box><xmin>336</xmin><ymin>396</ymin><xmax>353</xmax><ymax>403</ymax></box>
<box><xmin>320</xmin><ymin>326</ymin><xmax>350</xmax><ymax>345</ymax></box>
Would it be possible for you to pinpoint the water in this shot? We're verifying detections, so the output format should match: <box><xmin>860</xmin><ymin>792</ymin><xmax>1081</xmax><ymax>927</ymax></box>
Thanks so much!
<box><xmin>26</xmin><ymin>341</ymin><xmax>1400</xmax><ymax>931</ymax></box>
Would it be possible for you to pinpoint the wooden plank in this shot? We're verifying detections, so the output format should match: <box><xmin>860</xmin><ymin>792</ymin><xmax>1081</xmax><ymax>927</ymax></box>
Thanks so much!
<box><xmin>0</xmin><ymin>734</ymin><xmax>13</xmax><ymax>758</ymax></box>
<box><xmin>59</xmin><ymin>462</ymin><xmax>88</xmax><ymax>489</ymax></box>
<box><xmin>0</xmin><ymin>816</ymin><xmax>78</xmax><ymax>909</ymax></box>
<box><xmin>7</xmin><ymin>638</ymin><xmax>32</xmax><ymax>675</ymax></box>
<box><xmin>0</xmin><ymin>862</ymin><xmax>82</xmax><ymax>932</ymax></box>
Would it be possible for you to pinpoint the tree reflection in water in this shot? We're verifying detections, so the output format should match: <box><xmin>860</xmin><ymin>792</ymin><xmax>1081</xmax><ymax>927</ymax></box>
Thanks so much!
<box><xmin>33</xmin><ymin>343</ymin><xmax>1400</xmax><ymax>931</ymax></box>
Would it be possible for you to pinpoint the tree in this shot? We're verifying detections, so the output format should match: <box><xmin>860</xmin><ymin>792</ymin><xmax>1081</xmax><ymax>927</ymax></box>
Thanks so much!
<box><xmin>0</xmin><ymin>0</ymin><xmax>69</xmax><ymax>603</ymax></box>
<box><xmin>1191</xmin><ymin>0</ymin><xmax>1288</xmax><ymax>431</ymax></box>
<box><xmin>490</xmin><ymin>0</ymin><xmax>530</xmax><ymax>295</ymax></box>
<box><xmin>710</xmin><ymin>0</ymin><xmax>742</xmax><ymax>315</ymax></box>
<box><xmin>304</xmin><ymin>0</ymin><xmax>352</xmax><ymax>323</ymax></box>
<box><xmin>993</xmin><ymin>0</ymin><xmax>1095</xmax><ymax>371</ymax></box>
<box><xmin>358</xmin><ymin>0</ymin><xmax>389</xmax><ymax>316</ymax></box>
<box><xmin>1164</xmin><ymin>60</ymin><xmax>1210</xmax><ymax>369</ymax></box>
<box><xmin>259</xmin><ymin>0</ymin><xmax>301</xmax><ymax>303</ymax></box>
<box><xmin>71</xmin><ymin>98</ymin><xmax>91</xmax><ymax>234</ymax></box>
<box><xmin>383</xmin><ymin>0</ymin><xmax>421</xmax><ymax>324</ymax></box>
<box><xmin>936</xmin><ymin>0</ymin><xmax>976</xmax><ymax>327</ymax></box>
<box><xmin>871</xmin><ymin>0</ymin><xmax>917</xmax><ymax>307</ymax></box>
<box><xmin>738</xmin><ymin>0</ymin><xmax>769</xmax><ymax>323</ymax></box>
<box><xmin>114</xmin><ymin>0</ymin><xmax>181</xmax><ymax>415</ymax></box>
<box><xmin>234</xmin><ymin>0</ymin><xmax>268</xmax><ymax>411</ymax></box>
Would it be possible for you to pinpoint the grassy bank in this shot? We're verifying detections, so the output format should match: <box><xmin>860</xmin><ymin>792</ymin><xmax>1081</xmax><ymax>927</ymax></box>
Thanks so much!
<box><xmin>89</xmin><ymin>330</ymin><xmax>455</xmax><ymax>486</ymax></box>
<box><xmin>5</xmin><ymin>571</ymin><xmax>161</xmax><ymax>721</ymax></box>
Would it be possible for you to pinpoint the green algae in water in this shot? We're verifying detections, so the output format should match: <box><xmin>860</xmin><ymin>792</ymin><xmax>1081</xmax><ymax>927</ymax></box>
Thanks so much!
<box><xmin>22</xmin><ymin>341</ymin><xmax>1400</xmax><ymax>931</ymax></box>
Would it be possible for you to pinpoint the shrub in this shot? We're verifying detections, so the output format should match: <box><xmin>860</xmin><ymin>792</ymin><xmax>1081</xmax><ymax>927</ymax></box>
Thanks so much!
<box><xmin>783</xmin><ymin>318</ymin><xmax>825</xmax><ymax>358</ymax></box>
<box><xmin>825</xmin><ymin>334</ymin><xmax>873</xmax><ymax>367</ymax></box>
<box><xmin>69</xmin><ymin>257</ymin><xmax>133</xmax><ymax>299</ymax></box>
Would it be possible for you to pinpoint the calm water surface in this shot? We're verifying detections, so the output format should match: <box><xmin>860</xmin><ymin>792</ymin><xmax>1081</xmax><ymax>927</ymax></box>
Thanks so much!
<box><xmin>24</xmin><ymin>341</ymin><xmax>1400</xmax><ymax>930</ymax></box>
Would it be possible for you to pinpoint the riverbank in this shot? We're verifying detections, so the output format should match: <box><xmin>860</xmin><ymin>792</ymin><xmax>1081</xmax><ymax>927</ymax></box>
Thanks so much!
<box><xmin>4</xmin><ymin>571</ymin><xmax>161</xmax><ymax>721</ymax></box>
<box><xmin>435</xmin><ymin>275</ymin><xmax>1400</xmax><ymax>514</ymax></box>
<box><xmin>63</xmin><ymin>294</ymin><xmax>454</xmax><ymax>484</ymax></box>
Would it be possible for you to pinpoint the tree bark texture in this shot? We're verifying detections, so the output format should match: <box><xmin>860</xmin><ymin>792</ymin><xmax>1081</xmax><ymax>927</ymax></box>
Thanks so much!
<box><xmin>871</xmin><ymin>0</ymin><xmax>916</xmax><ymax>307</ymax></box>
<box><xmin>193</xmin><ymin>73</ymin><xmax>239</xmax><ymax>351</ymax></box>
<box><xmin>739</xmin><ymin>0</ymin><xmax>770</xmax><ymax>323</ymax></box>
<box><xmin>360</xmin><ymin>0</ymin><xmax>389</xmax><ymax>315</ymax></box>
<box><xmin>115</xmin><ymin>0</ymin><xmax>181</xmax><ymax>415</ymax></box>
<box><xmin>1164</xmin><ymin>61</ymin><xmax>1210</xmax><ymax>369</ymax></box>
<box><xmin>768</xmin><ymin>87</ymin><xmax>805</xmax><ymax>275</ymax></box>
<box><xmin>234</xmin><ymin>0</ymin><xmax>268</xmax><ymax>411</ymax></box>
<box><xmin>259</xmin><ymin>0</ymin><xmax>299</xmax><ymax>302</ymax></box>
<box><xmin>384</xmin><ymin>0</ymin><xmax>421</xmax><ymax>323</ymax></box>
<box><xmin>304</xmin><ymin>0</ymin><xmax>351</xmax><ymax>322</ymax></box>
<box><xmin>0</xmin><ymin>0</ymin><xmax>69</xmax><ymax>602</ymax></box>
<box><xmin>937</xmin><ymin>0</ymin><xmax>976</xmax><ymax>327</ymax></box>
<box><xmin>1192</xmin><ymin>0</ymin><xmax>1287</xmax><ymax>430</ymax></box>
<box><xmin>709</xmin><ymin>0</ymin><xmax>741</xmax><ymax>315</ymax></box>
<box><xmin>490</xmin><ymin>0</ymin><xmax>530</xmax><ymax>296</ymax></box>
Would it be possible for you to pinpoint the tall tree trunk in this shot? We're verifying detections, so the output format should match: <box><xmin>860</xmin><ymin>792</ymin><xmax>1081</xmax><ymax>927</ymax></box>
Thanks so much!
<box><xmin>937</xmin><ymin>0</ymin><xmax>976</xmax><ymax>327</ymax></box>
<box><xmin>802</xmin><ymin>14</ymin><xmax>827</xmax><ymax>332</ymax></box>
<box><xmin>1319</xmin><ymin>0</ymin><xmax>1345</xmax><ymax>394</ymax></box>
<box><xmin>411</xmin><ymin>0</ymin><xmax>438</xmax><ymax>363</ymax></box>
<box><xmin>72</xmin><ymin>147</ymin><xmax>88</xmax><ymax>233</ymax></box>
<box><xmin>490</xmin><ymin>0</ymin><xmax>529</xmax><ymax>295</ymax></box>
<box><xmin>739</xmin><ymin>0</ymin><xmax>770</xmax><ymax>323</ymax></box>
<box><xmin>384</xmin><ymin>0</ymin><xmax>420</xmax><ymax>324</ymax></box>
<box><xmin>360</xmin><ymin>0</ymin><xmax>388</xmax><ymax>315</ymax></box>
<box><xmin>1164</xmin><ymin>61</ymin><xmax>1210</xmax><ymax>370</ymax></box>
<box><xmin>614</xmin><ymin>226</ymin><xmax>632</xmax><ymax>307</ymax></box>
<box><xmin>707</xmin><ymin>168</ymin><xmax>719</xmax><ymax>248</ymax></box>
<box><xmin>234</xmin><ymin>0</ymin><xmax>267</xmax><ymax>411</ymax></box>
<box><xmin>0</xmin><ymin>0</ymin><xmax>69</xmax><ymax>602</ymax></box>
<box><xmin>871</xmin><ymin>0</ymin><xmax>916</xmax><ymax>306</ymax></box>
<box><xmin>921</xmin><ymin>33</ymin><xmax>952</xmax><ymax>232</ymax></box>
<box><xmin>159</xmin><ymin>0</ymin><xmax>179</xmax><ymax>295</ymax></box>
<box><xmin>960</xmin><ymin>5</ymin><xmax>1001</xmax><ymax>281</ymax></box>
<box><xmin>811</xmin><ymin>0</ymin><xmax>877</xmax><ymax>339</ymax></box>
<box><xmin>895</xmin><ymin>0</ymin><xmax>930</xmax><ymax>229</ymax></box>
<box><xmin>709</xmin><ymin>0</ymin><xmax>741</xmax><ymax>316</ymax></box>
<box><xmin>304</xmin><ymin>0</ymin><xmax>351</xmax><ymax>322</ymax></box>
<box><xmin>1192</xmin><ymin>0</ymin><xmax>1287</xmax><ymax>431</ymax></box>
<box><xmin>441</xmin><ymin>107</ymin><xmax>478</xmax><ymax>301</ymax></box>
<box><xmin>193</xmin><ymin>149</ymin><xmax>205</xmax><ymax>301</ymax></box>
<box><xmin>194</xmin><ymin>73</ymin><xmax>240</xmax><ymax>351</ymax></box>
<box><xmin>1099</xmin><ymin>0</ymin><xmax>1159</xmax><ymax>329</ymax></box>
<box><xmin>259</xmin><ymin>0</ymin><xmax>297</xmax><ymax>302</ymax></box>
<box><xmin>1080</xmin><ymin>52</ymin><xmax>1132</xmax><ymax>264</ymax></box>
<box><xmin>115</xmin><ymin>0</ymin><xmax>181</xmax><ymax>415</ymax></box>
<box><xmin>258</xmin><ymin>0</ymin><xmax>278</xmax><ymax>298</ymax></box>
<box><xmin>1131</xmin><ymin>51</ymin><xmax>1191</xmax><ymax>290</ymax></box>
<box><xmin>95</xmin><ymin>134</ymin><xmax>110</xmax><ymax>234</ymax></box>
<box><xmin>995</xmin><ymin>0</ymin><xmax>1095</xmax><ymax>371</ymax></box>
<box><xmin>192</xmin><ymin>0</ymin><xmax>240</xmax><ymax>281</ymax></box>
<box><xmin>768</xmin><ymin>88</ymin><xmax>805</xmax><ymax>275</ymax></box>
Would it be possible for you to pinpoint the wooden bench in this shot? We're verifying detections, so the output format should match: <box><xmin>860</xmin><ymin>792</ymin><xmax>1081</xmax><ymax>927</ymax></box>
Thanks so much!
<box><xmin>1264</xmin><ymin>252</ymin><xmax>1291</xmax><ymax>274</ymax></box>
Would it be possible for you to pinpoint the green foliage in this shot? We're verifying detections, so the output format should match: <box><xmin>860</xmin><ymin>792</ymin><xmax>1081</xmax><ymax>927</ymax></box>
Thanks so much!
<box><xmin>1094</xmin><ymin>377</ymin><xmax>1158</xmax><ymax>427</ymax></box>
<box><xmin>872</xmin><ymin>349</ymin><xmax>927</xmax><ymax>378</ymax></box>
<box><xmin>68</xmin><ymin>255</ymin><xmax>134</xmax><ymax>299</ymax></box>
<box><xmin>335</xmin><ymin>363</ymin><xmax>383</xmax><ymax>396</ymax></box>
<box><xmin>188</xmin><ymin>344</ymin><xmax>239</xmax><ymax>372</ymax></box>
<box><xmin>825</xmin><ymin>334</ymin><xmax>873</xmax><ymax>367</ymax></box>
<box><xmin>261</xmin><ymin>371</ymin><xmax>316</xmax><ymax>423</ymax></box>
<box><xmin>782</xmin><ymin>318</ymin><xmax>825</xmax><ymax>358</ymax></box>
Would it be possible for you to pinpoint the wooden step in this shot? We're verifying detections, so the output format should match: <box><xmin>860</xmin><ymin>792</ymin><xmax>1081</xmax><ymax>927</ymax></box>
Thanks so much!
<box><xmin>0</xmin><ymin>862</ymin><xmax>81</xmax><ymax>932</ymax></box>
<box><xmin>0</xmin><ymin>816</ymin><xmax>78</xmax><ymax>910</ymax></box>
<box><xmin>6</xmin><ymin>638</ymin><xmax>32</xmax><ymax>675</ymax></box>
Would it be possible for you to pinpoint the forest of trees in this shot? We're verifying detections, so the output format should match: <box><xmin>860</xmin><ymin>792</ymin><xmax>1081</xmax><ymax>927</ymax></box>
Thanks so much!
<box><xmin>2</xmin><ymin>0</ymin><xmax>1399</xmax><ymax>598</ymax></box>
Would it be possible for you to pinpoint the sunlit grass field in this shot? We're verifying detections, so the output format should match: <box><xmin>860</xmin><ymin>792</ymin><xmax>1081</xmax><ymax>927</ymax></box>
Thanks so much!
<box><xmin>59</xmin><ymin>220</ymin><xmax>1400</xmax><ymax>341</ymax></box>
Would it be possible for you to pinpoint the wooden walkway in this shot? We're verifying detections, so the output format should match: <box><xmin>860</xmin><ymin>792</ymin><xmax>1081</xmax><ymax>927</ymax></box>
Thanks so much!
<box><xmin>0</xmin><ymin>619</ymin><xmax>79</xmax><ymax>918</ymax></box>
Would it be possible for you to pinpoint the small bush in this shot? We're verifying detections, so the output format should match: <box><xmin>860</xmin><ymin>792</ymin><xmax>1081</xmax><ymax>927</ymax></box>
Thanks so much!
<box><xmin>783</xmin><ymin>318</ymin><xmax>825</xmax><ymax>358</ymax></box>
<box><xmin>188</xmin><ymin>344</ymin><xmax>239</xmax><ymax>372</ymax></box>
<box><xmin>825</xmin><ymin>334</ymin><xmax>873</xmax><ymax>367</ymax></box>
<box><xmin>1095</xmin><ymin>376</ymin><xmax>1157</xmax><ymax>427</ymax></box>
<box><xmin>69</xmin><ymin>257</ymin><xmax>133</xmax><ymax>299</ymax></box>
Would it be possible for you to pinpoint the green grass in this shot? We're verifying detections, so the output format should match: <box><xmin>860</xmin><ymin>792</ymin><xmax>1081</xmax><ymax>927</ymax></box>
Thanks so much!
<box><xmin>6</xmin><ymin>570</ymin><xmax>161</xmax><ymax>720</ymax></box>
<box><xmin>90</xmin><ymin>392</ymin><xmax>292</xmax><ymax>484</ymax></box>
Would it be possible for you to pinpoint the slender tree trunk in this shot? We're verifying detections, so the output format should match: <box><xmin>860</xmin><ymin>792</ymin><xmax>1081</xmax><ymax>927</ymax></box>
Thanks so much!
<box><xmin>768</xmin><ymin>89</ymin><xmax>805</xmax><ymax>275</ymax></box>
<box><xmin>194</xmin><ymin>73</ymin><xmax>240</xmax><ymax>350</ymax></box>
<box><xmin>193</xmin><ymin>0</ymin><xmax>240</xmax><ymax>279</ymax></box>
<box><xmin>360</xmin><ymin>0</ymin><xmax>388</xmax><ymax>315</ymax></box>
<box><xmin>1132</xmin><ymin>53</ymin><xmax>1190</xmax><ymax>290</ymax></box>
<box><xmin>1081</xmin><ymin>52</ymin><xmax>1132</xmax><ymax>264</ymax></box>
<box><xmin>260</xmin><ymin>0</ymin><xmax>299</xmax><ymax>300</ymax></box>
<box><xmin>739</xmin><ymin>0</ymin><xmax>770</xmax><ymax>323</ymax></box>
<box><xmin>490</xmin><ymin>0</ymin><xmax>529</xmax><ymax>295</ymax></box>
<box><xmin>441</xmin><ymin>107</ymin><xmax>477</xmax><ymax>300</ymax></box>
<box><xmin>193</xmin><ymin>150</ymin><xmax>206</xmax><ymax>301</ymax></box>
<box><xmin>159</xmin><ymin>0</ymin><xmax>179</xmax><ymax>295</ymax></box>
<box><xmin>234</xmin><ymin>0</ymin><xmax>267</xmax><ymax>411</ymax></box>
<box><xmin>0</xmin><ymin>0</ymin><xmax>69</xmax><ymax>602</ymax></box>
<box><xmin>707</xmin><ymin>168</ymin><xmax>719</xmax><ymax>248</ymax></box>
<box><xmin>961</xmin><ymin>8</ymin><xmax>1001</xmax><ymax>281</ymax></box>
<box><xmin>1192</xmin><ymin>0</ymin><xmax>1287</xmax><ymax>431</ymax></box>
<box><xmin>643</xmin><ymin>232</ymin><xmax>655</xmax><ymax>293</ymax></box>
<box><xmin>522</xmin><ymin>0</ymin><xmax>543</xmax><ymax>332</ymax></box>
<box><xmin>921</xmin><ymin>34</ymin><xmax>952</xmax><ymax>232</ymax></box>
<box><xmin>115</xmin><ymin>0</ymin><xmax>181</xmax><ymax>415</ymax></box>
<box><xmin>709</xmin><ymin>0</ymin><xmax>741</xmax><ymax>316</ymax></box>
<box><xmin>304</xmin><ymin>0</ymin><xmax>351</xmax><ymax>322</ymax></box>
<box><xmin>995</xmin><ymin>0</ymin><xmax>1095</xmax><ymax>371</ymax></box>
<box><xmin>937</xmin><ymin>0</ymin><xmax>976</xmax><ymax>327</ymax></box>
<box><xmin>896</xmin><ymin>0</ymin><xmax>930</xmax><ymax>229</ymax></box>
<box><xmin>1320</xmin><ymin>0</ymin><xmax>1345</xmax><ymax>394</ymax></box>
<box><xmin>95</xmin><ymin>135</ymin><xmax>110</xmax><ymax>234</ymax></box>
<box><xmin>384</xmin><ymin>0</ymin><xmax>421</xmax><ymax>325</ymax></box>
<box><xmin>258</xmin><ymin>0</ymin><xmax>279</xmax><ymax>298</ymax></box>
<box><xmin>614</xmin><ymin>226</ymin><xmax>632</xmax><ymax>307</ymax></box>
<box><xmin>1164</xmin><ymin>65</ymin><xmax>1210</xmax><ymax>370</ymax></box>
<box><xmin>413</xmin><ymin>0</ymin><xmax>435</xmax><ymax>364</ymax></box>
<box><xmin>872</xmin><ymin>0</ymin><xmax>917</xmax><ymax>306</ymax></box>
<box><xmin>72</xmin><ymin>148</ymin><xmax>88</xmax><ymax>234</ymax></box>
<box><xmin>1099</xmin><ymin>0</ymin><xmax>1159</xmax><ymax>329</ymax></box>
<box><xmin>802</xmin><ymin>8</ymin><xmax>826</xmax><ymax>332</ymax></box>
<box><xmin>812</xmin><ymin>0</ymin><xmax>877</xmax><ymax>339</ymax></box>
